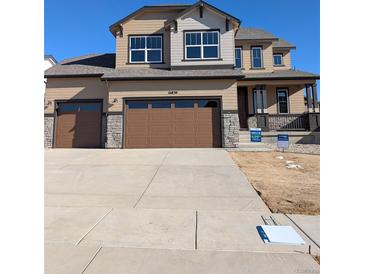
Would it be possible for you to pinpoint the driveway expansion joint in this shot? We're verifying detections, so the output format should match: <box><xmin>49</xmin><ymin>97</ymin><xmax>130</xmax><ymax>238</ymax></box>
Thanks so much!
<box><xmin>133</xmin><ymin>151</ymin><xmax>171</xmax><ymax>208</ymax></box>
<box><xmin>80</xmin><ymin>246</ymin><xmax>102</xmax><ymax>274</ymax></box>
<box><xmin>75</xmin><ymin>208</ymin><xmax>113</xmax><ymax>246</ymax></box>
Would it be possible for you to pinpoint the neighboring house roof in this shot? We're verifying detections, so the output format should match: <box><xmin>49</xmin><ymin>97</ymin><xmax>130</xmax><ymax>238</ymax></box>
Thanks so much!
<box><xmin>101</xmin><ymin>68</ymin><xmax>244</xmax><ymax>80</ymax></box>
<box><xmin>235</xmin><ymin>27</ymin><xmax>278</xmax><ymax>41</ymax></box>
<box><xmin>44</xmin><ymin>54</ymin><xmax>115</xmax><ymax>77</ymax></box>
<box><xmin>165</xmin><ymin>0</ymin><xmax>241</xmax><ymax>27</ymax></box>
<box><xmin>272</xmin><ymin>38</ymin><xmax>296</xmax><ymax>49</ymax></box>
<box><xmin>244</xmin><ymin>70</ymin><xmax>320</xmax><ymax>80</ymax></box>
<box><xmin>44</xmin><ymin>54</ymin><xmax>57</xmax><ymax>64</ymax></box>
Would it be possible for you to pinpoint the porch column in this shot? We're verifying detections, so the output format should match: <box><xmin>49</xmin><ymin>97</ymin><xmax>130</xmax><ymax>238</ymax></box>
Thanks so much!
<box><xmin>253</xmin><ymin>88</ymin><xmax>260</xmax><ymax>113</ymax></box>
<box><xmin>261</xmin><ymin>86</ymin><xmax>267</xmax><ymax>113</ymax></box>
<box><xmin>306</xmin><ymin>84</ymin><xmax>313</xmax><ymax>112</ymax></box>
<box><xmin>311</xmin><ymin>83</ymin><xmax>319</xmax><ymax>112</ymax></box>
<box><xmin>255</xmin><ymin>85</ymin><xmax>266</xmax><ymax>113</ymax></box>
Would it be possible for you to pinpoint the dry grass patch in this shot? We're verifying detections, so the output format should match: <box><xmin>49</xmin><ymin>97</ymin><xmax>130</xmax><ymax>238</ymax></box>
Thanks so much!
<box><xmin>230</xmin><ymin>151</ymin><xmax>319</xmax><ymax>215</ymax></box>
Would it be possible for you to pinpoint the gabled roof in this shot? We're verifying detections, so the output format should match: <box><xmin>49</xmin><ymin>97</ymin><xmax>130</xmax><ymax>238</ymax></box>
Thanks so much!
<box><xmin>109</xmin><ymin>4</ymin><xmax>190</xmax><ymax>36</ymax></box>
<box><xmin>235</xmin><ymin>27</ymin><xmax>278</xmax><ymax>41</ymax></box>
<box><xmin>272</xmin><ymin>38</ymin><xmax>296</xmax><ymax>49</ymax></box>
<box><xmin>165</xmin><ymin>0</ymin><xmax>241</xmax><ymax>27</ymax></box>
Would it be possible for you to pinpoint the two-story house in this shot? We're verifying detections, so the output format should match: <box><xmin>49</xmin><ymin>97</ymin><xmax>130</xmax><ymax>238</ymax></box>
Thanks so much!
<box><xmin>44</xmin><ymin>0</ymin><xmax>319</xmax><ymax>149</ymax></box>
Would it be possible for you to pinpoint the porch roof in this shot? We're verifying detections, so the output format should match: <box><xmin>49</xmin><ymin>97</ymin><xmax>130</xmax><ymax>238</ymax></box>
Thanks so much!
<box><xmin>243</xmin><ymin>70</ymin><xmax>320</xmax><ymax>81</ymax></box>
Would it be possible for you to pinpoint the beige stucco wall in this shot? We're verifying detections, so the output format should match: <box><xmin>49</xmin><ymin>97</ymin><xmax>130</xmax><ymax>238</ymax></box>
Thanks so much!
<box><xmin>170</xmin><ymin>8</ymin><xmax>235</xmax><ymax>67</ymax></box>
<box><xmin>108</xmin><ymin>79</ymin><xmax>238</xmax><ymax>112</ymax></box>
<box><xmin>44</xmin><ymin>77</ymin><xmax>109</xmax><ymax>113</ymax></box>
<box><xmin>115</xmin><ymin>10</ymin><xmax>180</xmax><ymax>68</ymax></box>
<box><xmin>244</xmin><ymin>84</ymin><xmax>306</xmax><ymax>114</ymax></box>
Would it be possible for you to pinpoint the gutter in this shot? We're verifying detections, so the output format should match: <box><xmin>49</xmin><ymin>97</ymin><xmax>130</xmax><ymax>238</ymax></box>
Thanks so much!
<box><xmin>243</xmin><ymin>76</ymin><xmax>320</xmax><ymax>81</ymax></box>
<box><xmin>100</xmin><ymin>75</ymin><xmax>245</xmax><ymax>81</ymax></box>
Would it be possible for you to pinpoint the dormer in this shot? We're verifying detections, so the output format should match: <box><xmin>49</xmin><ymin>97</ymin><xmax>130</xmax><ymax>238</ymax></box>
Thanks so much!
<box><xmin>234</xmin><ymin>28</ymin><xmax>295</xmax><ymax>72</ymax></box>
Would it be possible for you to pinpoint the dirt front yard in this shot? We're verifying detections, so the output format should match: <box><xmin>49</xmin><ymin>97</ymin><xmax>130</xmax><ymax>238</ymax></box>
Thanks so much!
<box><xmin>230</xmin><ymin>151</ymin><xmax>320</xmax><ymax>215</ymax></box>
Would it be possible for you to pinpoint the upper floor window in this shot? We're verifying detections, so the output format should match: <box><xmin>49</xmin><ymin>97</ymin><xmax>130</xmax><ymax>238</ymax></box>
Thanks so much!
<box><xmin>277</xmin><ymin>88</ymin><xmax>289</xmax><ymax>113</ymax></box>
<box><xmin>251</xmin><ymin>46</ymin><xmax>263</xmax><ymax>68</ymax></box>
<box><xmin>129</xmin><ymin>35</ymin><xmax>162</xmax><ymax>63</ymax></box>
<box><xmin>235</xmin><ymin>48</ymin><xmax>242</xmax><ymax>68</ymax></box>
<box><xmin>185</xmin><ymin>31</ymin><xmax>219</xmax><ymax>60</ymax></box>
<box><xmin>273</xmin><ymin>54</ymin><xmax>283</xmax><ymax>66</ymax></box>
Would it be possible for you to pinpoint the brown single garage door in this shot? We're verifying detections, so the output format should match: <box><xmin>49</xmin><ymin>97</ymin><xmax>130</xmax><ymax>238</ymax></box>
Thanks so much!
<box><xmin>125</xmin><ymin>99</ymin><xmax>221</xmax><ymax>148</ymax></box>
<box><xmin>55</xmin><ymin>101</ymin><xmax>102</xmax><ymax>148</ymax></box>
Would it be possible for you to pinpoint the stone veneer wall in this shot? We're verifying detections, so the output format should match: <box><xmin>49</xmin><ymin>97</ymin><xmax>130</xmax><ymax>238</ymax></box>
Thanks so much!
<box><xmin>101</xmin><ymin>114</ymin><xmax>107</xmax><ymax>148</ymax></box>
<box><xmin>222</xmin><ymin>112</ymin><xmax>239</xmax><ymax>148</ymax></box>
<box><xmin>44</xmin><ymin>115</ymin><xmax>54</xmax><ymax>148</ymax></box>
<box><xmin>247</xmin><ymin>116</ymin><xmax>257</xmax><ymax>129</ymax></box>
<box><xmin>106</xmin><ymin>113</ymin><xmax>123</xmax><ymax>148</ymax></box>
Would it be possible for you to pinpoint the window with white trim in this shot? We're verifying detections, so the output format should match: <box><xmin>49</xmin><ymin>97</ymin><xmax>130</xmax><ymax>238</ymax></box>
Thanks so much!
<box><xmin>129</xmin><ymin>35</ymin><xmax>162</xmax><ymax>63</ymax></box>
<box><xmin>273</xmin><ymin>54</ymin><xmax>283</xmax><ymax>66</ymax></box>
<box><xmin>251</xmin><ymin>46</ymin><xmax>263</xmax><ymax>68</ymax></box>
<box><xmin>185</xmin><ymin>31</ymin><xmax>219</xmax><ymax>60</ymax></box>
<box><xmin>277</xmin><ymin>89</ymin><xmax>289</xmax><ymax>114</ymax></box>
<box><xmin>235</xmin><ymin>48</ymin><xmax>242</xmax><ymax>68</ymax></box>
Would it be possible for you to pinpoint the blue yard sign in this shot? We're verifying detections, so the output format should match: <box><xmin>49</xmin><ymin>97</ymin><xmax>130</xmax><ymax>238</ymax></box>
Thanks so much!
<box><xmin>277</xmin><ymin>134</ymin><xmax>289</xmax><ymax>149</ymax></box>
<box><xmin>250</xmin><ymin>128</ymin><xmax>262</xmax><ymax>142</ymax></box>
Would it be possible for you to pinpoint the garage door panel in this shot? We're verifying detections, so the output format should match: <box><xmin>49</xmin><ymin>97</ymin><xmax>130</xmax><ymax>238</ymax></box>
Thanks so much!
<box><xmin>55</xmin><ymin>102</ymin><xmax>101</xmax><ymax>148</ymax></box>
<box><xmin>125</xmin><ymin>99</ymin><xmax>221</xmax><ymax>148</ymax></box>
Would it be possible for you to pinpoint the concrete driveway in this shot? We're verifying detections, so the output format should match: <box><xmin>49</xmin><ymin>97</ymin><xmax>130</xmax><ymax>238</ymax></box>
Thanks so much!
<box><xmin>45</xmin><ymin>149</ymin><xmax>319</xmax><ymax>274</ymax></box>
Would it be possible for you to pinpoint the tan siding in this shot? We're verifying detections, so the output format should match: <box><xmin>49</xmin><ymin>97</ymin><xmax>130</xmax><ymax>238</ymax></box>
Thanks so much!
<box><xmin>44</xmin><ymin>78</ymin><xmax>108</xmax><ymax>113</ymax></box>
<box><xmin>236</xmin><ymin>41</ymin><xmax>273</xmax><ymax>72</ymax></box>
<box><xmin>273</xmin><ymin>49</ymin><xmax>291</xmax><ymax>70</ymax></box>
<box><xmin>245</xmin><ymin>84</ymin><xmax>306</xmax><ymax>115</ymax></box>
<box><xmin>170</xmin><ymin>8</ymin><xmax>235</xmax><ymax>67</ymax></box>
<box><xmin>115</xmin><ymin>11</ymin><xmax>179</xmax><ymax>68</ymax></box>
<box><xmin>288</xmin><ymin>85</ymin><xmax>306</xmax><ymax>113</ymax></box>
<box><xmin>108</xmin><ymin>79</ymin><xmax>237</xmax><ymax>112</ymax></box>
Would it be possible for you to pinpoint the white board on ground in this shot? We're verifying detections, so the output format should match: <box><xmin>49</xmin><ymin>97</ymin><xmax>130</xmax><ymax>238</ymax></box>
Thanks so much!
<box><xmin>261</xmin><ymin>225</ymin><xmax>305</xmax><ymax>245</ymax></box>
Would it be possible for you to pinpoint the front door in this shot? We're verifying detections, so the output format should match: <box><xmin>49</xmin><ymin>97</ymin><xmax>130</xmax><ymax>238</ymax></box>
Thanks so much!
<box><xmin>237</xmin><ymin>87</ymin><xmax>249</xmax><ymax>129</ymax></box>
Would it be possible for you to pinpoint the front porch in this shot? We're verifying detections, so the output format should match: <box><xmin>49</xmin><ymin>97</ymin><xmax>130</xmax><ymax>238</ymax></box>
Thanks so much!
<box><xmin>237</xmin><ymin>80</ymin><xmax>320</xmax><ymax>133</ymax></box>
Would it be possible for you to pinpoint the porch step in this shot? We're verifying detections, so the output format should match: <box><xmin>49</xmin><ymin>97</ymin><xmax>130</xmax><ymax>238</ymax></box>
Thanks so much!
<box><xmin>237</xmin><ymin>142</ymin><xmax>271</xmax><ymax>151</ymax></box>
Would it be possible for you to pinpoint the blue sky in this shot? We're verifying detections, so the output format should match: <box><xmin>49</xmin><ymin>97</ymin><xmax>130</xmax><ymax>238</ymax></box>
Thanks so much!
<box><xmin>45</xmin><ymin>0</ymin><xmax>320</xmax><ymax>97</ymax></box>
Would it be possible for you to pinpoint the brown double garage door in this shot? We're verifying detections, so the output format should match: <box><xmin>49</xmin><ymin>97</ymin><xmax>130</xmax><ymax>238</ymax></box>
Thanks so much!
<box><xmin>125</xmin><ymin>98</ymin><xmax>222</xmax><ymax>148</ymax></box>
<box><xmin>55</xmin><ymin>101</ymin><xmax>102</xmax><ymax>148</ymax></box>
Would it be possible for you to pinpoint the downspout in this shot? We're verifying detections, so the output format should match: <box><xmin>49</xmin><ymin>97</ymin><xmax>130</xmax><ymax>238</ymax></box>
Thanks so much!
<box><xmin>104</xmin><ymin>79</ymin><xmax>110</xmax><ymax>148</ymax></box>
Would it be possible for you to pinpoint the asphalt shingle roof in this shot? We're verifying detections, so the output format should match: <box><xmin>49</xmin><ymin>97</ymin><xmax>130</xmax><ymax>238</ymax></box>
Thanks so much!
<box><xmin>101</xmin><ymin>68</ymin><xmax>244</xmax><ymax>80</ymax></box>
<box><xmin>45</xmin><ymin>54</ymin><xmax>318</xmax><ymax>80</ymax></box>
<box><xmin>44</xmin><ymin>54</ymin><xmax>116</xmax><ymax>77</ymax></box>
<box><xmin>243</xmin><ymin>70</ymin><xmax>319</xmax><ymax>80</ymax></box>
<box><xmin>235</xmin><ymin>27</ymin><xmax>278</xmax><ymax>40</ymax></box>
<box><xmin>272</xmin><ymin>38</ymin><xmax>296</xmax><ymax>49</ymax></box>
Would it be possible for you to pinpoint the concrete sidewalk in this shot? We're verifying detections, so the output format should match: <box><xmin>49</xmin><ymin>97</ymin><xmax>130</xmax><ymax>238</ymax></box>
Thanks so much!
<box><xmin>45</xmin><ymin>149</ymin><xmax>319</xmax><ymax>273</ymax></box>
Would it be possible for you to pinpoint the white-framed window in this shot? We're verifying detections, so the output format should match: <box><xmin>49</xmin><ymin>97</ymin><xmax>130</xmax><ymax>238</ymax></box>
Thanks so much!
<box><xmin>277</xmin><ymin>88</ymin><xmax>289</xmax><ymax>114</ymax></box>
<box><xmin>251</xmin><ymin>46</ymin><xmax>263</xmax><ymax>68</ymax></box>
<box><xmin>273</xmin><ymin>54</ymin><xmax>283</xmax><ymax>66</ymax></box>
<box><xmin>129</xmin><ymin>35</ymin><xmax>162</xmax><ymax>63</ymax></box>
<box><xmin>185</xmin><ymin>31</ymin><xmax>220</xmax><ymax>60</ymax></box>
<box><xmin>235</xmin><ymin>48</ymin><xmax>242</xmax><ymax>68</ymax></box>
